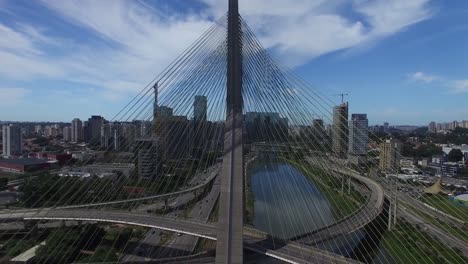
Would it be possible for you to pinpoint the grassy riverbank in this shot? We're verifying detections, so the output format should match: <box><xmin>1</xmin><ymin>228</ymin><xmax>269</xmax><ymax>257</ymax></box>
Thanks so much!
<box><xmin>381</xmin><ymin>221</ymin><xmax>467</xmax><ymax>263</ymax></box>
<box><xmin>420</xmin><ymin>194</ymin><xmax>468</xmax><ymax>221</ymax></box>
<box><xmin>402</xmin><ymin>200</ymin><xmax>468</xmax><ymax>242</ymax></box>
<box><xmin>245</xmin><ymin>155</ymin><xmax>366</xmax><ymax>222</ymax></box>
<box><xmin>287</xmin><ymin>158</ymin><xmax>366</xmax><ymax>220</ymax></box>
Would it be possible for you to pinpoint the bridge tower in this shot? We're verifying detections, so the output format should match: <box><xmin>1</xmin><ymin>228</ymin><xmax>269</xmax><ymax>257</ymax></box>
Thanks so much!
<box><xmin>216</xmin><ymin>0</ymin><xmax>244</xmax><ymax>263</ymax></box>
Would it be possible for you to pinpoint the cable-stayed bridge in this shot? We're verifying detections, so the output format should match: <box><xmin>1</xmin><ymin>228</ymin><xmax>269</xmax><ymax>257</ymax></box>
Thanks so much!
<box><xmin>1</xmin><ymin>0</ymin><xmax>467</xmax><ymax>263</ymax></box>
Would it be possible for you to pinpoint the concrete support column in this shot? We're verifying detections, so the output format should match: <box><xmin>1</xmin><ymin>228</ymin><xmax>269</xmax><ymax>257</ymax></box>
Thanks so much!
<box><xmin>347</xmin><ymin>176</ymin><xmax>351</xmax><ymax>194</ymax></box>
<box><xmin>387</xmin><ymin>203</ymin><xmax>392</xmax><ymax>231</ymax></box>
<box><xmin>341</xmin><ymin>176</ymin><xmax>344</xmax><ymax>193</ymax></box>
<box><xmin>216</xmin><ymin>0</ymin><xmax>244</xmax><ymax>262</ymax></box>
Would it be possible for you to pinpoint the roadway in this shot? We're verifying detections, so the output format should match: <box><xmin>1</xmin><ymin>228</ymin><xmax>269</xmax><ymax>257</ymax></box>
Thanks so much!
<box><xmin>383</xmin><ymin>177</ymin><xmax>467</xmax><ymax>228</ymax></box>
<box><xmin>292</xmin><ymin>157</ymin><xmax>385</xmax><ymax>245</ymax></box>
<box><xmin>0</xmin><ymin>208</ymin><xmax>361</xmax><ymax>263</ymax></box>
<box><xmin>56</xmin><ymin>164</ymin><xmax>221</xmax><ymax>209</ymax></box>
<box><xmin>158</xmin><ymin>172</ymin><xmax>220</xmax><ymax>258</ymax></box>
<box><xmin>0</xmin><ymin>158</ymin><xmax>376</xmax><ymax>263</ymax></box>
<box><xmin>243</xmin><ymin>227</ymin><xmax>362</xmax><ymax>264</ymax></box>
<box><xmin>131</xmin><ymin>164</ymin><xmax>221</xmax><ymax>213</ymax></box>
<box><xmin>376</xmin><ymin>176</ymin><xmax>468</xmax><ymax>257</ymax></box>
<box><xmin>398</xmin><ymin>204</ymin><xmax>468</xmax><ymax>257</ymax></box>
<box><xmin>122</xmin><ymin>169</ymin><xmax>221</xmax><ymax>261</ymax></box>
<box><xmin>0</xmin><ymin>209</ymin><xmax>217</xmax><ymax>239</ymax></box>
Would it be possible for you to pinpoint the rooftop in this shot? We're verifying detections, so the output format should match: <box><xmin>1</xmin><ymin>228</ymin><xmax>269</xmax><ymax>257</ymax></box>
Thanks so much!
<box><xmin>10</xmin><ymin>241</ymin><xmax>45</xmax><ymax>262</ymax></box>
<box><xmin>0</xmin><ymin>158</ymin><xmax>52</xmax><ymax>166</ymax></box>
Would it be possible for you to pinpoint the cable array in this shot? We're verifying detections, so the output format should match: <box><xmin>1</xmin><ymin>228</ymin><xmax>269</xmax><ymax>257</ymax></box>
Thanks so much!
<box><xmin>0</xmin><ymin>11</ymin><xmax>466</xmax><ymax>264</ymax></box>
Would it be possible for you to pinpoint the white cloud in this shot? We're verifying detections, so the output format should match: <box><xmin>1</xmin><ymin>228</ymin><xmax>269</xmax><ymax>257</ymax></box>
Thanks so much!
<box><xmin>354</xmin><ymin>0</ymin><xmax>432</xmax><ymax>36</ymax></box>
<box><xmin>409</xmin><ymin>71</ymin><xmax>439</xmax><ymax>83</ymax></box>
<box><xmin>0</xmin><ymin>24</ymin><xmax>41</xmax><ymax>55</ymax></box>
<box><xmin>407</xmin><ymin>73</ymin><xmax>468</xmax><ymax>93</ymax></box>
<box><xmin>452</xmin><ymin>80</ymin><xmax>468</xmax><ymax>93</ymax></box>
<box><xmin>0</xmin><ymin>50</ymin><xmax>64</xmax><ymax>78</ymax></box>
<box><xmin>39</xmin><ymin>0</ymin><xmax>213</xmax><ymax>78</ymax></box>
<box><xmin>0</xmin><ymin>0</ymin><xmax>434</xmax><ymax>101</ymax></box>
<box><xmin>203</xmin><ymin>0</ymin><xmax>433</xmax><ymax>65</ymax></box>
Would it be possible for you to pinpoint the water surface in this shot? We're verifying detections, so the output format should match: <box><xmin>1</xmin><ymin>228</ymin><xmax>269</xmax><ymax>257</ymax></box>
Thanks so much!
<box><xmin>250</xmin><ymin>158</ymin><xmax>334</xmax><ymax>239</ymax></box>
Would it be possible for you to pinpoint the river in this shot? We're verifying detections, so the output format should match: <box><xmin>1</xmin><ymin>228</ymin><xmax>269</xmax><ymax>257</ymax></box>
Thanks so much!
<box><xmin>250</xmin><ymin>157</ymin><xmax>335</xmax><ymax>239</ymax></box>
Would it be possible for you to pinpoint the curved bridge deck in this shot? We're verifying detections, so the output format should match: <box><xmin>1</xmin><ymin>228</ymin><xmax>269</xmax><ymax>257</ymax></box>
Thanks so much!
<box><xmin>291</xmin><ymin>157</ymin><xmax>385</xmax><ymax>245</ymax></box>
<box><xmin>0</xmin><ymin>209</ymin><xmax>361</xmax><ymax>264</ymax></box>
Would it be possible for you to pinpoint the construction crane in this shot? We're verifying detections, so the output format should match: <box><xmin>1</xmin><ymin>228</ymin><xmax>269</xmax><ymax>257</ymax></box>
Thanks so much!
<box><xmin>332</xmin><ymin>93</ymin><xmax>349</xmax><ymax>103</ymax></box>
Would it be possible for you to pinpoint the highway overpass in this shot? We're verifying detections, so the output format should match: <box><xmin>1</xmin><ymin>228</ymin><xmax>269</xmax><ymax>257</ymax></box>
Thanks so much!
<box><xmin>0</xmin><ymin>158</ymin><xmax>383</xmax><ymax>263</ymax></box>
<box><xmin>54</xmin><ymin>165</ymin><xmax>220</xmax><ymax>209</ymax></box>
<box><xmin>291</xmin><ymin>157</ymin><xmax>385</xmax><ymax>245</ymax></box>
<box><xmin>0</xmin><ymin>208</ymin><xmax>361</xmax><ymax>264</ymax></box>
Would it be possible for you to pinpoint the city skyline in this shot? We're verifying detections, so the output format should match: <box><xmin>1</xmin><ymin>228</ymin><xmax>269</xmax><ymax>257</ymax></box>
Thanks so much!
<box><xmin>1</xmin><ymin>1</ymin><xmax>467</xmax><ymax>124</ymax></box>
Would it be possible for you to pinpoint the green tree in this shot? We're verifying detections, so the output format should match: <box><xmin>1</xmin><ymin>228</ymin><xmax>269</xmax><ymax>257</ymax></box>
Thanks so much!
<box><xmin>0</xmin><ymin>177</ymin><xmax>8</xmax><ymax>187</ymax></box>
<box><xmin>448</xmin><ymin>149</ymin><xmax>464</xmax><ymax>162</ymax></box>
<box><xmin>77</xmin><ymin>245</ymin><xmax>118</xmax><ymax>262</ymax></box>
<box><xmin>36</xmin><ymin>226</ymin><xmax>105</xmax><ymax>263</ymax></box>
<box><xmin>459</xmin><ymin>167</ymin><xmax>468</xmax><ymax>178</ymax></box>
<box><xmin>32</xmin><ymin>136</ymin><xmax>49</xmax><ymax>146</ymax></box>
<box><xmin>36</xmin><ymin>229</ymin><xmax>81</xmax><ymax>263</ymax></box>
<box><xmin>114</xmin><ymin>227</ymin><xmax>133</xmax><ymax>249</ymax></box>
<box><xmin>4</xmin><ymin>239</ymin><xmax>35</xmax><ymax>256</ymax></box>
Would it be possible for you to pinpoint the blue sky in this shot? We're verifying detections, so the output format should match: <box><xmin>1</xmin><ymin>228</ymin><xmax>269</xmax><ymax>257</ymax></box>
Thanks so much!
<box><xmin>0</xmin><ymin>0</ymin><xmax>467</xmax><ymax>125</ymax></box>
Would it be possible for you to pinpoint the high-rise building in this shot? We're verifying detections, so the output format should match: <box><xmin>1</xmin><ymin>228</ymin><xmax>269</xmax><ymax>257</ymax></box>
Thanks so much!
<box><xmin>194</xmin><ymin>95</ymin><xmax>208</xmax><ymax>122</ymax></box>
<box><xmin>311</xmin><ymin>119</ymin><xmax>327</xmax><ymax>150</ymax></box>
<box><xmin>44</xmin><ymin>126</ymin><xmax>59</xmax><ymax>137</ymax></box>
<box><xmin>52</xmin><ymin>125</ymin><xmax>60</xmax><ymax>137</ymax></box>
<box><xmin>158</xmin><ymin>106</ymin><xmax>173</xmax><ymax>118</ymax></box>
<box><xmin>153</xmin><ymin>105</ymin><xmax>175</xmax><ymax>146</ymax></box>
<box><xmin>44</xmin><ymin>126</ymin><xmax>51</xmax><ymax>137</ymax></box>
<box><xmin>379</xmin><ymin>138</ymin><xmax>401</xmax><ymax>172</ymax></box>
<box><xmin>71</xmin><ymin>118</ymin><xmax>83</xmax><ymax>143</ymax></box>
<box><xmin>133</xmin><ymin>120</ymin><xmax>151</xmax><ymax>139</ymax></box>
<box><xmin>326</xmin><ymin>124</ymin><xmax>332</xmax><ymax>137</ymax></box>
<box><xmin>244</xmin><ymin>112</ymin><xmax>288</xmax><ymax>143</ymax></box>
<box><xmin>113</xmin><ymin>125</ymin><xmax>121</xmax><ymax>150</ymax></box>
<box><xmin>383</xmin><ymin>122</ymin><xmax>389</xmax><ymax>133</ymax></box>
<box><xmin>155</xmin><ymin>115</ymin><xmax>189</xmax><ymax>160</ymax></box>
<box><xmin>34</xmin><ymin>125</ymin><xmax>42</xmax><ymax>135</ymax></box>
<box><xmin>463</xmin><ymin>120</ymin><xmax>468</xmax><ymax>129</ymax></box>
<box><xmin>85</xmin><ymin>116</ymin><xmax>104</xmax><ymax>143</ymax></box>
<box><xmin>101</xmin><ymin>122</ymin><xmax>113</xmax><ymax>148</ymax></box>
<box><xmin>101</xmin><ymin>122</ymin><xmax>135</xmax><ymax>150</ymax></box>
<box><xmin>191</xmin><ymin>96</ymin><xmax>208</xmax><ymax>158</ymax></box>
<box><xmin>436</xmin><ymin>123</ymin><xmax>442</xmax><ymax>131</ymax></box>
<box><xmin>121</xmin><ymin>123</ymin><xmax>136</xmax><ymax>150</ymax></box>
<box><xmin>348</xmin><ymin>114</ymin><xmax>368</xmax><ymax>165</ymax></box>
<box><xmin>332</xmin><ymin>102</ymin><xmax>348</xmax><ymax>158</ymax></box>
<box><xmin>2</xmin><ymin>124</ymin><xmax>22</xmax><ymax>157</ymax></box>
<box><xmin>449</xmin><ymin>120</ymin><xmax>459</xmax><ymax>130</ymax></box>
<box><xmin>312</xmin><ymin>119</ymin><xmax>325</xmax><ymax>137</ymax></box>
<box><xmin>63</xmin><ymin>126</ymin><xmax>72</xmax><ymax>142</ymax></box>
<box><xmin>428</xmin><ymin>121</ymin><xmax>436</xmax><ymax>133</ymax></box>
<box><xmin>135</xmin><ymin>138</ymin><xmax>161</xmax><ymax>180</ymax></box>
